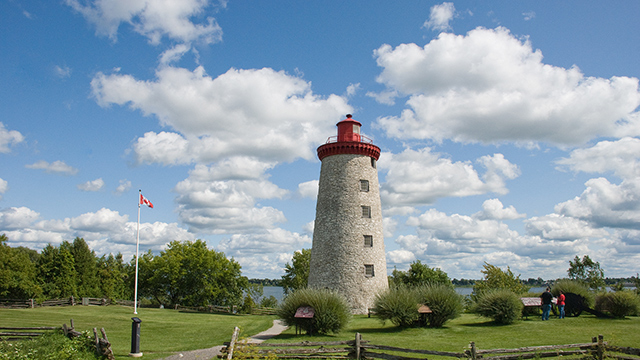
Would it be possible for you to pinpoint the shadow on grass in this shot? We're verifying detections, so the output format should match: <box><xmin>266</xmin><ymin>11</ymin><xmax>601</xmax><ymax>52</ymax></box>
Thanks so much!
<box><xmin>351</xmin><ymin>326</ymin><xmax>408</xmax><ymax>334</ymax></box>
<box><xmin>460</xmin><ymin>320</ymin><xmax>515</xmax><ymax>328</ymax></box>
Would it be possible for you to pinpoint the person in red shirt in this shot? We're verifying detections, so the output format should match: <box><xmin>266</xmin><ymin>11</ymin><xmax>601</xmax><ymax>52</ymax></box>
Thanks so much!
<box><xmin>557</xmin><ymin>290</ymin><xmax>566</xmax><ymax>319</ymax></box>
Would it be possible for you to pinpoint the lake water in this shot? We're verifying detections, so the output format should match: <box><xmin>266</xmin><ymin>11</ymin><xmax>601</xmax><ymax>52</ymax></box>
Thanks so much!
<box><xmin>262</xmin><ymin>285</ymin><xmax>634</xmax><ymax>302</ymax></box>
<box><xmin>262</xmin><ymin>286</ymin><xmax>547</xmax><ymax>301</ymax></box>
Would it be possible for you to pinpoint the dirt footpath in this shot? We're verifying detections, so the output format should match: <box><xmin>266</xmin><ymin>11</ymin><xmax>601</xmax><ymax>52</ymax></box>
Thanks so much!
<box><xmin>161</xmin><ymin>320</ymin><xmax>288</xmax><ymax>360</ymax></box>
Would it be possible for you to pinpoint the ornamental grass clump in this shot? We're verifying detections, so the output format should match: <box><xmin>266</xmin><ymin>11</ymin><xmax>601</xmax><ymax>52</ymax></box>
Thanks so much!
<box><xmin>473</xmin><ymin>289</ymin><xmax>523</xmax><ymax>324</ymax></box>
<box><xmin>276</xmin><ymin>288</ymin><xmax>351</xmax><ymax>335</ymax></box>
<box><xmin>372</xmin><ymin>285</ymin><xmax>420</xmax><ymax>327</ymax></box>
<box><xmin>416</xmin><ymin>283</ymin><xmax>463</xmax><ymax>327</ymax></box>
<box><xmin>596</xmin><ymin>291</ymin><xmax>640</xmax><ymax>318</ymax></box>
<box><xmin>553</xmin><ymin>279</ymin><xmax>594</xmax><ymax>308</ymax></box>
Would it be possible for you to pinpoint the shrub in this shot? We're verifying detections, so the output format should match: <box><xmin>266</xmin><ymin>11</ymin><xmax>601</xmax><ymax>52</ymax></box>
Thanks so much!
<box><xmin>596</xmin><ymin>291</ymin><xmax>640</xmax><ymax>318</ymax></box>
<box><xmin>416</xmin><ymin>283</ymin><xmax>463</xmax><ymax>327</ymax></box>
<box><xmin>553</xmin><ymin>279</ymin><xmax>595</xmax><ymax>308</ymax></box>
<box><xmin>260</xmin><ymin>295</ymin><xmax>278</xmax><ymax>308</ymax></box>
<box><xmin>0</xmin><ymin>330</ymin><xmax>100</xmax><ymax>360</ymax></box>
<box><xmin>473</xmin><ymin>289</ymin><xmax>523</xmax><ymax>324</ymax></box>
<box><xmin>372</xmin><ymin>285</ymin><xmax>420</xmax><ymax>327</ymax></box>
<box><xmin>276</xmin><ymin>288</ymin><xmax>351</xmax><ymax>335</ymax></box>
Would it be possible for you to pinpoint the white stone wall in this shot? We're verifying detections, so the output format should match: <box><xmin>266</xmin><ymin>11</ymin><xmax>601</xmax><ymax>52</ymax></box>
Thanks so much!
<box><xmin>308</xmin><ymin>153</ymin><xmax>388</xmax><ymax>314</ymax></box>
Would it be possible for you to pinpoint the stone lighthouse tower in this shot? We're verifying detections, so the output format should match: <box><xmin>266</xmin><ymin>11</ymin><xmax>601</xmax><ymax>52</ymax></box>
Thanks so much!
<box><xmin>308</xmin><ymin>114</ymin><xmax>388</xmax><ymax>314</ymax></box>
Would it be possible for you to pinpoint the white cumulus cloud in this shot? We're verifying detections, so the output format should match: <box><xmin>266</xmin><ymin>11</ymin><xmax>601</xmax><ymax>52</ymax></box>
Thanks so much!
<box><xmin>372</xmin><ymin>27</ymin><xmax>640</xmax><ymax>146</ymax></box>
<box><xmin>0</xmin><ymin>123</ymin><xmax>24</xmax><ymax>153</ymax></box>
<box><xmin>77</xmin><ymin>178</ymin><xmax>105</xmax><ymax>192</ymax></box>
<box><xmin>64</xmin><ymin>0</ymin><xmax>224</xmax><ymax>45</ymax></box>
<box><xmin>25</xmin><ymin>160</ymin><xmax>79</xmax><ymax>176</ymax></box>
<box><xmin>422</xmin><ymin>2</ymin><xmax>456</xmax><ymax>32</ymax></box>
<box><xmin>92</xmin><ymin>66</ymin><xmax>351</xmax><ymax>164</ymax></box>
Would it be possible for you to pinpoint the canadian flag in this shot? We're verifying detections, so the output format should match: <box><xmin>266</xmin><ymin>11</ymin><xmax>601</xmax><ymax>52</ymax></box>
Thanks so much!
<box><xmin>140</xmin><ymin>194</ymin><xmax>154</xmax><ymax>208</ymax></box>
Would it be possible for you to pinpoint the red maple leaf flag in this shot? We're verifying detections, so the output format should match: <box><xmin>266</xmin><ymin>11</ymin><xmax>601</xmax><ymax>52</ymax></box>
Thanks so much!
<box><xmin>140</xmin><ymin>194</ymin><xmax>154</xmax><ymax>208</ymax></box>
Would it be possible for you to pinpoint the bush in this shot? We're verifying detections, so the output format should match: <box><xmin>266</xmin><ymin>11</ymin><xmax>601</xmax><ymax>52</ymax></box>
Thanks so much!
<box><xmin>260</xmin><ymin>295</ymin><xmax>278</xmax><ymax>308</ymax></box>
<box><xmin>416</xmin><ymin>283</ymin><xmax>463</xmax><ymax>327</ymax></box>
<box><xmin>552</xmin><ymin>279</ymin><xmax>594</xmax><ymax>308</ymax></box>
<box><xmin>0</xmin><ymin>330</ymin><xmax>100</xmax><ymax>360</ymax></box>
<box><xmin>276</xmin><ymin>288</ymin><xmax>351</xmax><ymax>335</ymax></box>
<box><xmin>473</xmin><ymin>289</ymin><xmax>523</xmax><ymax>324</ymax></box>
<box><xmin>372</xmin><ymin>285</ymin><xmax>420</xmax><ymax>327</ymax></box>
<box><xmin>596</xmin><ymin>291</ymin><xmax>640</xmax><ymax>318</ymax></box>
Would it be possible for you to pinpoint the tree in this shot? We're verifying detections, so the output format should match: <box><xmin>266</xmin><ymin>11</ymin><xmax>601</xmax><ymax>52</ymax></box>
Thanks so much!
<box><xmin>472</xmin><ymin>262</ymin><xmax>529</xmax><ymax>299</ymax></box>
<box><xmin>97</xmin><ymin>252</ymin><xmax>131</xmax><ymax>300</ymax></box>
<box><xmin>280</xmin><ymin>248</ymin><xmax>310</xmax><ymax>295</ymax></box>
<box><xmin>0</xmin><ymin>235</ymin><xmax>41</xmax><ymax>299</ymax></box>
<box><xmin>390</xmin><ymin>260</ymin><xmax>452</xmax><ymax>288</ymax></box>
<box><xmin>568</xmin><ymin>255</ymin><xmax>605</xmax><ymax>291</ymax></box>
<box><xmin>69</xmin><ymin>237</ymin><xmax>100</xmax><ymax>297</ymax></box>
<box><xmin>141</xmin><ymin>240</ymin><xmax>247</xmax><ymax>307</ymax></box>
<box><xmin>37</xmin><ymin>243</ymin><xmax>77</xmax><ymax>299</ymax></box>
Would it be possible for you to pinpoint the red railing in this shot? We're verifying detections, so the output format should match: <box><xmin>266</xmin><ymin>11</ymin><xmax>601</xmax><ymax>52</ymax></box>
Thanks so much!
<box><xmin>325</xmin><ymin>134</ymin><xmax>375</xmax><ymax>144</ymax></box>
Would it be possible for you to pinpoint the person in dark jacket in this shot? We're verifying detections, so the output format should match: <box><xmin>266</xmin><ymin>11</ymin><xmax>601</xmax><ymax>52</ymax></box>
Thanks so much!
<box><xmin>540</xmin><ymin>287</ymin><xmax>553</xmax><ymax>320</ymax></box>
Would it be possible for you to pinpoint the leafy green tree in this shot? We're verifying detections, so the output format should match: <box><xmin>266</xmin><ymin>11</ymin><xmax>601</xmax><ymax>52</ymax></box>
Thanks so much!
<box><xmin>0</xmin><ymin>235</ymin><xmax>41</xmax><ymax>299</ymax></box>
<box><xmin>260</xmin><ymin>295</ymin><xmax>279</xmax><ymax>308</ymax></box>
<box><xmin>281</xmin><ymin>248</ymin><xmax>310</xmax><ymax>295</ymax></box>
<box><xmin>472</xmin><ymin>262</ymin><xmax>529</xmax><ymax>299</ymax></box>
<box><xmin>390</xmin><ymin>260</ymin><xmax>452</xmax><ymax>288</ymax></box>
<box><xmin>68</xmin><ymin>237</ymin><xmax>100</xmax><ymax>297</ymax></box>
<box><xmin>141</xmin><ymin>240</ymin><xmax>247</xmax><ymax>307</ymax></box>
<box><xmin>246</xmin><ymin>283</ymin><xmax>264</xmax><ymax>304</ymax></box>
<box><xmin>37</xmin><ymin>243</ymin><xmax>78</xmax><ymax>299</ymax></box>
<box><xmin>568</xmin><ymin>255</ymin><xmax>605</xmax><ymax>291</ymax></box>
<box><xmin>97</xmin><ymin>252</ymin><xmax>131</xmax><ymax>300</ymax></box>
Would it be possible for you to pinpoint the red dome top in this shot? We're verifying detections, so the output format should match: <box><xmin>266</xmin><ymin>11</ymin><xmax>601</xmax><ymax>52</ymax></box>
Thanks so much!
<box><xmin>317</xmin><ymin>115</ymin><xmax>380</xmax><ymax>161</ymax></box>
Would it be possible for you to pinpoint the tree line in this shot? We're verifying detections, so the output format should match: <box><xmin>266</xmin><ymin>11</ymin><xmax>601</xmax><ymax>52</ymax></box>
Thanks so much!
<box><xmin>0</xmin><ymin>234</ymin><xmax>248</xmax><ymax>307</ymax></box>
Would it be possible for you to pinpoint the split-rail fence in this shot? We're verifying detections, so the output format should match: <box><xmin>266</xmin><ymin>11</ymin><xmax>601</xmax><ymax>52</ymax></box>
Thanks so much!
<box><xmin>220</xmin><ymin>328</ymin><xmax>640</xmax><ymax>360</ymax></box>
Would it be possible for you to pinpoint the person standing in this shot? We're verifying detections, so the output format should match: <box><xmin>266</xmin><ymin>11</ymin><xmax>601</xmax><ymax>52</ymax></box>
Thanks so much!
<box><xmin>557</xmin><ymin>290</ymin><xmax>566</xmax><ymax>319</ymax></box>
<box><xmin>540</xmin><ymin>287</ymin><xmax>553</xmax><ymax>321</ymax></box>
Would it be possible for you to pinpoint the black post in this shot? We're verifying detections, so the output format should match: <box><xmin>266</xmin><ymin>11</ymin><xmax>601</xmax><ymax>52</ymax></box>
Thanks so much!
<box><xmin>130</xmin><ymin>317</ymin><xmax>142</xmax><ymax>357</ymax></box>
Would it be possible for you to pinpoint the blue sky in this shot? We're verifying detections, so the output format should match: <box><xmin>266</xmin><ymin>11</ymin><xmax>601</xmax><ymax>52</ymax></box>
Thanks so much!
<box><xmin>2</xmin><ymin>1</ymin><xmax>640</xmax><ymax>280</ymax></box>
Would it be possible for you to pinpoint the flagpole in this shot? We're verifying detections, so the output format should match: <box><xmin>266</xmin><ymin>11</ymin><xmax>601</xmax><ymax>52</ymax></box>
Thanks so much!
<box><xmin>134</xmin><ymin>190</ymin><xmax>141</xmax><ymax>315</ymax></box>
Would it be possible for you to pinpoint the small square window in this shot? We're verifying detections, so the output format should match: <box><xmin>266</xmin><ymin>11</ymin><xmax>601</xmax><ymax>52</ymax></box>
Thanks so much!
<box><xmin>365</xmin><ymin>264</ymin><xmax>375</xmax><ymax>277</ymax></box>
<box><xmin>361</xmin><ymin>206</ymin><xmax>371</xmax><ymax>218</ymax></box>
<box><xmin>364</xmin><ymin>235</ymin><xmax>373</xmax><ymax>247</ymax></box>
<box><xmin>360</xmin><ymin>180</ymin><xmax>369</xmax><ymax>192</ymax></box>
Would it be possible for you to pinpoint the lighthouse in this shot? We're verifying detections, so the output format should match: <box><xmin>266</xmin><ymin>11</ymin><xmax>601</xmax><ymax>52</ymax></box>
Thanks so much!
<box><xmin>308</xmin><ymin>114</ymin><xmax>388</xmax><ymax>314</ymax></box>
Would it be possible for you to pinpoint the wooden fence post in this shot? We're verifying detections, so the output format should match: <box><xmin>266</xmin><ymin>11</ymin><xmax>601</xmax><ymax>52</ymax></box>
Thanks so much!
<box><xmin>597</xmin><ymin>334</ymin><xmax>604</xmax><ymax>360</ymax></box>
<box><xmin>469</xmin><ymin>341</ymin><xmax>477</xmax><ymax>360</ymax></box>
<box><xmin>355</xmin><ymin>332</ymin><xmax>361</xmax><ymax>360</ymax></box>
<box><xmin>227</xmin><ymin>326</ymin><xmax>240</xmax><ymax>360</ymax></box>
<box><xmin>93</xmin><ymin>328</ymin><xmax>100</xmax><ymax>356</ymax></box>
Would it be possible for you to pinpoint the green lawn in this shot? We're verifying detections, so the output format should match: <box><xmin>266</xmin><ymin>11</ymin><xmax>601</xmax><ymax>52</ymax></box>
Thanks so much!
<box><xmin>0</xmin><ymin>305</ymin><xmax>276</xmax><ymax>359</ymax></box>
<box><xmin>1</xmin><ymin>306</ymin><xmax>638</xmax><ymax>360</ymax></box>
<box><xmin>270</xmin><ymin>313</ymin><xmax>640</xmax><ymax>353</ymax></box>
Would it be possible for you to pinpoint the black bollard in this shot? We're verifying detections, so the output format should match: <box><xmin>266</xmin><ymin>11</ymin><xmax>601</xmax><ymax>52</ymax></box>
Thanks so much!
<box><xmin>130</xmin><ymin>317</ymin><xmax>142</xmax><ymax>357</ymax></box>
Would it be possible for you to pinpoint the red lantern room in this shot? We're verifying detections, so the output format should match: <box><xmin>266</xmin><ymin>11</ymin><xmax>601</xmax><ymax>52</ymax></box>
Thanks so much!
<box><xmin>317</xmin><ymin>114</ymin><xmax>381</xmax><ymax>161</ymax></box>
<box><xmin>337</xmin><ymin>114</ymin><xmax>361</xmax><ymax>142</ymax></box>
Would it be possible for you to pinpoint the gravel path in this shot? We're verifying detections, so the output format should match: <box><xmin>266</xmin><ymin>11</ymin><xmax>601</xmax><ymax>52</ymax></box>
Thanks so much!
<box><xmin>161</xmin><ymin>320</ymin><xmax>288</xmax><ymax>360</ymax></box>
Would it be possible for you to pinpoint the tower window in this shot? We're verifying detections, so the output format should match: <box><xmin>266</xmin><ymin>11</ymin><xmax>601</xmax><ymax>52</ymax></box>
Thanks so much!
<box><xmin>361</xmin><ymin>206</ymin><xmax>371</xmax><ymax>218</ymax></box>
<box><xmin>364</xmin><ymin>235</ymin><xmax>373</xmax><ymax>247</ymax></box>
<box><xmin>365</xmin><ymin>264</ymin><xmax>375</xmax><ymax>277</ymax></box>
<box><xmin>360</xmin><ymin>180</ymin><xmax>369</xmax><ymax>192</ymax></box>
<box><xmin>371</xmin><ymin>158</ymin><xmax>376</xmax><ymax>168</ymax></box>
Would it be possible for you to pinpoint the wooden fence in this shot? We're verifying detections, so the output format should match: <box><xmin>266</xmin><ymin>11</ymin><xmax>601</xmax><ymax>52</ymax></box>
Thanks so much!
<box><xmin>0</xmin><ymin>318</ymin><xmax>115</xmax><ymax>360</ymax></box>
<box><xmin>0</xmin><ymin>297</ymin><xmax>275</xmax><ymax>315</ymax></box>
<box><xmin>220</xmin><ymin>329</ymin><xmax>640</xmax><ymax>360</ymax></box>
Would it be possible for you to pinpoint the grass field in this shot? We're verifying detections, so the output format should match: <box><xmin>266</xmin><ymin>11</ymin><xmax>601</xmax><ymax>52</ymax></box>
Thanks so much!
<box><xmin>1</xmin><ymin>306</ymin><xmax>638</xmax><ymax>359</ymax></box>
<box><xmin>0</xmin><ymin>305</ymin><xmax>276</xmax><ymax>359</ymax></box>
